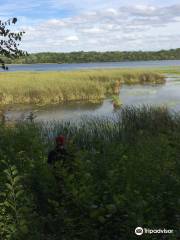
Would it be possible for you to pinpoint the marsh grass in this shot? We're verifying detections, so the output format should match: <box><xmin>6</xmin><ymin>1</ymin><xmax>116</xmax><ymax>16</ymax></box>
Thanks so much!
<box><xmin>41</xmin><ymin>105</ymin><xmax>179</xmax><ymax>148</ymax></box>
<box><xmin>156</xmin><ymin>66</ymin><xmax>180</xmax><ymax>75</ymax></box>
<box><xmin>0</xmin><ymin>69</ymin><xmax>164</xmax><ymax>105</ymax></box>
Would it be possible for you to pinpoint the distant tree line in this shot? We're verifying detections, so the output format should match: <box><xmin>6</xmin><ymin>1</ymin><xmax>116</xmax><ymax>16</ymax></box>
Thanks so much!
<box><xmin>1</xmin><ymin>48</ymin><xmax>180</xmax><ymax>64</ymax></box>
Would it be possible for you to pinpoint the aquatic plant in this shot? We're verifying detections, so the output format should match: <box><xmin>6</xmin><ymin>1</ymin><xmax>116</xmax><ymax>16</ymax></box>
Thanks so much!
<box><xmin>111</xmin><ymin>95</ymin><xmax>122</xmax><ymax>109</ymax></box>
<box><xmin>0</xmin><ymin>69</ymin><xmax>164</xmax><ymax>105</ymax></box>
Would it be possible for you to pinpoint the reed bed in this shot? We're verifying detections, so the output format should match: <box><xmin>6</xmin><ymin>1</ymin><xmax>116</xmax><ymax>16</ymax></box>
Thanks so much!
<box><xmin>0</xmin><ymin>69</ymin><xmax>164</xmax><ymax>105</ymax></box>
<box><xmin>40</xmin><ymin>105</ymin><xmax>179</xmax><ymax>149</ymax></box>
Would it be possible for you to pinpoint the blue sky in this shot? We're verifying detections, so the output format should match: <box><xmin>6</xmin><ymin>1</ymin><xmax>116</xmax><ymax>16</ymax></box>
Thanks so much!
<box><xmin>1</xmin><ymin>0</ymin><xmax>180</xmax><ymax>52</ymax></box>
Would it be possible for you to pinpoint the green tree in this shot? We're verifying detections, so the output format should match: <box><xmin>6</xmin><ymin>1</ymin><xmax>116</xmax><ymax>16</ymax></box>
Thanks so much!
<box><xmin>0</xmin><ymin>18</ymin><xmax>26</xmax><ymax>70</ymax></box>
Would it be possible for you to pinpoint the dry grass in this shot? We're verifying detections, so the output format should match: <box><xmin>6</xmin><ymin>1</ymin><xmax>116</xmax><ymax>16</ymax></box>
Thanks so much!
<box><xmin>0</xmin><ymin>69</ymin><xmax>164</xmax><ymax>105</ymax></box>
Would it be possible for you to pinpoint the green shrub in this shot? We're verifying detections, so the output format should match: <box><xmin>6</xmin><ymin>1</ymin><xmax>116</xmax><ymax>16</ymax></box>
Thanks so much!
<box><xmin>0</xmin><ymin>106</ymin><xmax>179</xmax><ymax>239</ymax></box>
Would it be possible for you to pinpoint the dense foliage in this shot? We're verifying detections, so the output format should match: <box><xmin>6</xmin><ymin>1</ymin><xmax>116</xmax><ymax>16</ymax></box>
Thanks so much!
<box><xmin>2</xmin><ymin>48</ymin><xmax>180</xmax><ymax>64</ymax></box>
<box><xmin>0</xmin><ymin>106</ymin><xmax>179</xmax><ymax>240</ymax></box>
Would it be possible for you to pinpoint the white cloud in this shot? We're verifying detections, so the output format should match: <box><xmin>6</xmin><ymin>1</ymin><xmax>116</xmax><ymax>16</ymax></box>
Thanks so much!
<box><xmin>18</xmin><ymin>3</ymin><xmax>180</xmax><ymax>52</ymax></box>
<box><xmin>65</xmin><ymin>36</ymin><xmax>79</xmax><ymax>41</ymax></box>
<box><xmin>81</xmin><ymin>27</ymin><xmax>103</xmax><ymax>34</ymax></box>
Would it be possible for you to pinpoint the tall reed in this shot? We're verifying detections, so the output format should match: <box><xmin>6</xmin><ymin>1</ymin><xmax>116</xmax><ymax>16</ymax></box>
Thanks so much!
<box><xmin>0</xmin><ymin>69</ymin><xmax>164</xmax><ymax>105</ymax></box>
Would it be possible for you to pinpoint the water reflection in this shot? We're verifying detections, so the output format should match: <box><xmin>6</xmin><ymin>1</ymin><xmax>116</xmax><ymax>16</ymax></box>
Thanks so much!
<box><xmin>5</xmin><ymin>101</ymin><xmax>112</xmax><ymax>122</ymax></box>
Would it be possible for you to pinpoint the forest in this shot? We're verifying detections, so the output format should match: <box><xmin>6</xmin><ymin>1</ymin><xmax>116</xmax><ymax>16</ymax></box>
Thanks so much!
<box><xmin>2</xmin><ymin>48</ymin><xmax>180</xmax><ymax>64</ymax></box>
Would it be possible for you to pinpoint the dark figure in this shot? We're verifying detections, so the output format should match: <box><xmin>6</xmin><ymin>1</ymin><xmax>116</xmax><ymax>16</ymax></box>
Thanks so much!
<box><xmin>48</xmin><ymin>135</ymin><xmax>68</xmax><ymax>165</ymax></box>
<box><xmin>48</xmin><ymin>135</ymin><xmax>74</xmax><ymax>198</ymax></box>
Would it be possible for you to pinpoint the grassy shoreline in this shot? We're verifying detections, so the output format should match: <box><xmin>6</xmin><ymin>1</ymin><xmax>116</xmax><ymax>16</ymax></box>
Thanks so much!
<box><xmin>0</xmin><ymin>69</ymin><xmax>164</xmax><ymax>105</ymax></box>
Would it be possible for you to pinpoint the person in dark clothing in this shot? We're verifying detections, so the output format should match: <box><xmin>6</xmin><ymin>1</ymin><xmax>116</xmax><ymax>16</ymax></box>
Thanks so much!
<box><xmin>48</xmin><ymin>135</ymin><xmax>74</xmax><ymax>198</ymax></box>
<box><xmin>48</xmin><ymin>135</ymin><xmax>68</xmax><ymax>165</ymax></box>
<box><xmin>47</xmin><ymin>135</ymin><xmax>68</xmax><ymax>199</ymax></box>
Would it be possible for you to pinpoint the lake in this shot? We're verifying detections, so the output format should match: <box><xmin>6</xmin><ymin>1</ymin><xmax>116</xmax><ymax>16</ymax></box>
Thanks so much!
<box><xmin>2</xmin><ymin>60</ymin><xmax>180</xmax><ymax>72</ymax></box>
<box><xmin>5</xmin><ymin>75</ymin><xmax>180</xmax><ymax>122</ymax></box>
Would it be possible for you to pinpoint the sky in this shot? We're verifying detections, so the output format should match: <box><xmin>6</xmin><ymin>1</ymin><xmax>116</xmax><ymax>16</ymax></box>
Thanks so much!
<box><xmin>1</xmin><ymin>0</ymin><xmax>180</xmax><ymax>52</ymax></box>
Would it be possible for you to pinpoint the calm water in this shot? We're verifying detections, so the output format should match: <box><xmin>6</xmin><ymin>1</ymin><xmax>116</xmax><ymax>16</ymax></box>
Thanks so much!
<box><xmin>2</xmin><ymin>60</ymin><xmax>180</xmax><ymax>72</ymax></box>
<box><xmin>5</xmin><ymin>75</ymin><xmax>180</xmax><ymax>122</ymax></box>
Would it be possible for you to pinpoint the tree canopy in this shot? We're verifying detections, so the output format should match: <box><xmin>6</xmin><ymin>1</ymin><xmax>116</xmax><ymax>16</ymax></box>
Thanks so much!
<box><xmin>0</xmin><ymin>17</ymin><xmax>26</xmax><ymax>69</ymax></box>
<box><xmin>3</xmin><ymin>48</ymin><xmax>180</xmax><ymax>64</ymax></box>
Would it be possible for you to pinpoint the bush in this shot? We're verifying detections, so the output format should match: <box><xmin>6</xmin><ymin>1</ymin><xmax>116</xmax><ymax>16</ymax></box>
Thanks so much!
<box><xmin>0</xmin><ymin>106</ymin><xmax>179</xmax><ymax>239</ymax></box>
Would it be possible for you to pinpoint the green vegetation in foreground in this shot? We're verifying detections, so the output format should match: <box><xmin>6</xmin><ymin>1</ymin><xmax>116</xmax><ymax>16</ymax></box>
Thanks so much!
<box><xmin>0</xmin><ymin>106</ymin><xmax>179</xmax><ymax>240</ymax></box>
<box><xmin>0</xmin><ymin>69</ymin><xmax>164</xmax><ymax>105</ymax></box>
<box><xmin>1</xmin><ymin>48</ymin><xmax>180</xmax><ymax>63</ymax></box>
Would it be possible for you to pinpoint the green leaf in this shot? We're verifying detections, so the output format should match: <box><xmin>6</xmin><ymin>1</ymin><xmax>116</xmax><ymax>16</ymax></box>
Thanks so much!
<box><xmin>12</xmin><ymin>18</ymin><xmax>17</xmax><ymax>24</ymax></box>
<box><xmin>98</xmin><ymin>216</ymin><xmax>106</xmax><ymax>223</ymax></box>
<box><xmin>5</xmin><ymin>183</ymin><xmax>13</xmax><ymax>191</ymax></box>
<box><xmin>15</xmin><ymin>190</ymin><xmax>24</xmax><ymax>198</ymax></box>
<box><xmin>13</xmin><ymin>176</ymin><xmax>21</xmax><ymax>184</ymax></box>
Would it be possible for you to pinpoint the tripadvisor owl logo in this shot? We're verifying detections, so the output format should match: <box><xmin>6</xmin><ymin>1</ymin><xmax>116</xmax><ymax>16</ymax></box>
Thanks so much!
<box><xmin>135</xmin><ymin>227</ymin><xmax>174</xmax><ymax>235</ymax></box>
<box><xmin>135</xmin><ymin>227</ymin><xmax>143</xmax><ymax>236</ymax></box>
